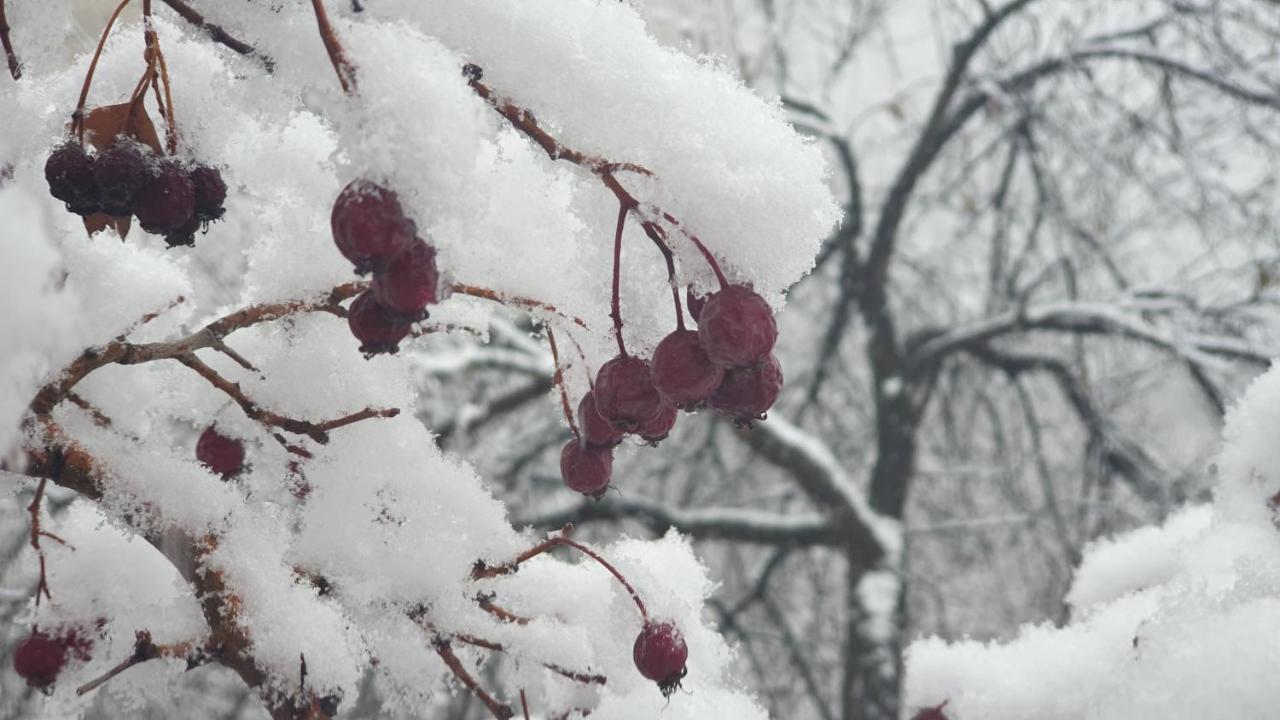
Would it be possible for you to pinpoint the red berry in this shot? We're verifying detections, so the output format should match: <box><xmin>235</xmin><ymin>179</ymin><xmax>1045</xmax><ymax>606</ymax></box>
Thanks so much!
<box><xmin>910</xmin><ymin>702</ymin><xmax>950</xmax><ymax>720</ymax></box>
<box><xmin>13</xmin><ymin>628</ymin><xmax>91</xmax><ymax>689</ymax></box>
<box><xmin>197</xmin><ymin>426</ymin><xmax>245</xmax><ymax>477</ymax></box>
<box><xmin>331</xmin><ymin>180</ymin><xmax>415</xmax><ymax>274</ymax></box>
<box><xmin>135</xmin><ymin>161</ymin><xmax>196</xmax><ymax>234</ymax></box>
<box><xmin>638</xmin><ymin>400</ymin><xmax>676</xmax><ymax>445</ymax></box>
<box><xmin>594</xmin><ymin>355</ymin><xmax>664</xmax><ymax>432</ymax></box>
<box><xmin>651</xmin><ymin>329</ymin><xmax>724</xmax><ymax>408</ymax></box>
<box><xmin>697</xmin><ymin>285</ymin><xmax>777</xmax><ymax>368</ymax></box>
<box><xmin>686</xmin><ymin>287</ymin><xmax>706</xmax><ymax>323</ymax></box>
<box><xmin>164</xmin><ymin>214</ymin><xmax>202</xmax><ymax>249</ymax></box>
<box><xmin>189</xmin><ymin>164</ymin><xmax>227</xmax><ymax>221</ymax></box>
<box><xmin>93</xmin><ymin>141</ymin><xmax>148</xmax><ymax>215</ymax></box>
<box><xmin>633</xmin><ymin>621</ymin><xmax>688</xmax><ymax>696</ymax></box>
<box><xmin>578</xmin><ymin>391</ymin><xmax>623</xmax><ymax>448</ymax></box>
<box><xmin>708</xmin><ymin>354</ymin><xmax>782</xmax><ymax>424</ymax></box>
<box><xmin>44</xmin><ymin>142</ymin><xmax>98</xmax><ymax>214</ymax></box>
<box><xmin>560</xmin><ymin>438</ymin><xmax>612</xmax><ymax>498</ymax></box>
<box><xmin>347</xmin><ymin>289</ymin><xmax>412</xmax><ymax>355</ymax></box>
<box><xmin>371</xmin><ymin>239</ymin><xmax>439</xmax><ymax>320</ymax></box>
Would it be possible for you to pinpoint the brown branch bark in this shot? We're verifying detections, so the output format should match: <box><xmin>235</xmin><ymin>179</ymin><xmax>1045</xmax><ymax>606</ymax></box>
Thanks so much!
<box><xmin>156</xmin><ymin>0</ymin><xmax>274</xmax><ymax>72</ymax></box>
<box><xmin>434</xmin><ymin>639</ymin><xmax>514</xmax><ymax>720</ymax></box>
<box><xmin>0</xmin><ymin>0</ymin><xmax>21</xmax><ymax>80</ymax></box>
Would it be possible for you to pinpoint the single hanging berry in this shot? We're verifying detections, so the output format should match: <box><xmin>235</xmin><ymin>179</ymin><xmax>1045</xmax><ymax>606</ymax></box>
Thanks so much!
<box><xmin>347</xmin><ymin>289</ymin><xmax>412</xmax><ymax>355</ymax></box>
<box><xmin>651</xmin><ymin>329</ymin><xmax>724</xmax><ymax>408</ymax></box>
<box><xmin>14</xmin><ymin>627</ymin><xmax>91</xmax><ymax>689</ymax></box>
<box><xmin>594</xmin><ymin>355</ymin><xmax>664</xmax><ymax>432</ymax></box>
<box><xmin>633</xmin><ymin>621</ymin><xmax>688</xmax><ymax>697</ymax></box>
<box><xmin>134</xmin><ymin>161</ymin><xmax>196</xmax><ymax>234</ymax></box>
<box><xmin>560</xmin><ymin>438</ymin><xmax>612</xmax><ymax>498</ymax></box>
<box><xmin>197</xmin><ymin>425</ymin><xmax>245</xmax><ymax>478</ymax></box>
<box><xmin>44</xmin><ymin>141</ymin><xmax>98</xmax><ymax>215</ymax></box>
<box><xmin>93</xmin><ymin>141</ymin><xmax>148</xmax><ymax>216</ymax></box>
<box><xmin>372</xmin><ymin>239</ymin><xmax>439</xmax><ymax>320</ymax></box>
<box><xmin>578</xmin><ymin>391</ymin><xmax>623</xmax><ymax>448</ymax></box>
<box><xmin>697</xmin><ymin>285</ymin><xmax>777</xmax><ymax>368</ymax></box>
<box><xmin>189</xmin><ymin>164</ymin><xmax>227</xmax><ymax>221</ymax></box>
<box><xmin>331</xmin><ymin>180</ymin><xmax>415</xmax><ymax>274</ymax></box>
<box><xmin>637</xmin><ymin>399</ymin><xmax>677</xmax><ymax>445</ymax></box>
<box><xmin>708</xmin><ymin>353</ymin><xmax>783</xmax><ymax>424</ymax></box>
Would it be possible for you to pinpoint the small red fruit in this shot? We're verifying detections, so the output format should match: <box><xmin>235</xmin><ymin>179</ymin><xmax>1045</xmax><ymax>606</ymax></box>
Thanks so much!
<box><xmin>93</xmin><ymin>141</ymin><xmax>148</xmax><ymax>216</ymax></box>
<box><xmin>13</xmin><ymin>628</ymin><xmax>92</xmax><ymax>689</ymax></box>
<box><xmin>708</xmin><ymin>354</ymin><xmax>783</xmax><ymax>424</ymax></box>
<box><xmin>651</xmin><ymin>329</ymin><xmax>724</xmax><ymax>408</ymax></box>
<box><xmin>347</xmin><ymin>289</ymin><xmax>412</xmax><ymax>355</ymax></box>
<box><xmin>372</xmin><ymin>239</ymin><xmax>439</xmax><ymax>320</ymax></box>
<box><xmin>697</xmin><ymin>285</ymin><xmax>777</xmax><ymax>368</ymax></box>
<box><xmin>594</xmin><ymin>355</ymin><xmax>664</xmax><ymax>432</ymax></box>
<box><xmin>134</xmin><ymin>161</ymin><xmax>196</xmax><ymax>234</ymax></box>
<box><xmin>331</xmin><ymin>180</ymin><xmax>415</xmax><ymax>274</ymax></box>
<box><xmin>189</xmin><ymin>164</ymin><xmax>227</xmax><ymax>221</ymax></box>
<box><xmin>164</xmin><ymin>214</ymin><xmax>202</xmax><ymax>249</ymax></box>
<box><xmin>633</xmin><ymin>621</ymin><xmax>688</xmax><ymax>696</ymax></box>
<box><xmin>44</xmin><ymin>142</ymin><xmax>98</xmax><ymax>215</ymax></box>
<box><xmin>197</xmin><ymin>425</ymin><xmax>246</xmax><ymax>478</ymax></box>
<box><xmin>560</xmin><ymin>438</ymin><xmax>612</xmax><ymax>498</ymax></box>
<box><xmin>578</xmin><ymin>391</ymin><xmax>623</xmax><ymax>448</ymax></box>
<box><xmin>638</xmin><ymin>400</ymin><xmax>676</xmax><ymax>445</ymax></box>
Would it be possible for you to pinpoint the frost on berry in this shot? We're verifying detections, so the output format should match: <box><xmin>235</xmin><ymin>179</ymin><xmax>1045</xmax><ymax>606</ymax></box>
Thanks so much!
<box><xmin>92</xmin><ymin>141</ymin><xmax>149</xmax><ymax>216</ymax></box>
<box><xmin>372</xmin><ymin>239</ymin><xmax>439</xmax><ymax>320</ymax></box>
<box><xmin>578</xmin><ymin>390</ymin><xmax>623</xmax><ymax>448</ymax></box>
<box><xmin>638</xmin><ymin>399</ymin><xmax>677</xmax><ymax>445</ymax></box>
<box><xmin>347</xmin><ymin>289</ymin><xmax>412</xmax><ymax>355</ymax></box>
<box><xmin>134</xmin><ymin>161</ymin><xmax>196</xmax><ymax>234</ymax></box>
<box><xmin>709</xmin><ymin>353</ymin><xmax>783</xmax><ymax>424</ymax></box>
<box><xmin>560</xmin><ymin>438</ymin><xmax>612</xmax><ymax>498</ymax></box>
<box><xmin>633</xmin><ymin>621</ymin><xmax>689</xmax><ymax>697</ymax></box>
<box><xmin>331</xmin><ymin>180</ymin><xmax>415</xmax><ymax>274</ymax></box>
<box><xmin>189</xmin><ymin>164</ymin><xmax>227</xmax><ymax>221</ymax></box>
<box><xmin>197</xmin><ymin>425</ymin><xmax>246</xmax><ymax>478</ymax></box>
<box><xmin>651</xmin><ymin>329</ymin><xmax>724</xmax><ymax>409</ymax></box>
<box><xmin>697</xmin><ymin>285</ymin><xmax>778</xmax><ymax>368</ymax></box>
<box><xmin>44</xmin><ymin>141</ymin><xmax>98</xmax><ymax>215</ymax></box>
<box><xmin>13</xmin><ymin>628</ymin><xmax>92</xmax><ymax>689</ymax></box>
<box><xmin>594</xmin><ymin>355</ymin><xmax>665</xmax><ymax>432</ymax></box>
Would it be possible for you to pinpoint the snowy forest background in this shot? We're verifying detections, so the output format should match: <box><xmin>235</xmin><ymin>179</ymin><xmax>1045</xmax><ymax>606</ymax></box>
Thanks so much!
<box><xmin>4</xmin><ymin>1</ymin><xmax>1280</xmax><ymax>719</ymax></box>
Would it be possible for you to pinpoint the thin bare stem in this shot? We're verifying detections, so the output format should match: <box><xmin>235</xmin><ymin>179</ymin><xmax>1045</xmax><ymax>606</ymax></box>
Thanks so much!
<box><xmin>610</xmin><ymin>201</ymin><xmax>629</xmax><ymax>356</ymax></box>
<box><xmin>520</xmin><ymin>690</ymin><xmax>530</xmax><ymax>720</ymax></box>
<box><xmin>545</xmin><ymin>327</ymin><xmax>579</xmax><ymax>437</ymax></box>
<box><xmin>434</xmin><ymin>639</ymin><xmax>514</xmax><ymax>720</ymax></box>
<box><xmin>73</xmin><ymin>0</ymin><xmax>135</xmax><ymax>140</ymax></box>
<box><xmin>0</xmin><ymin>0</ymin><xmax>22</xmax><ymax>80</ymax></box>
<box><xmin>640</xmin><ymin>220</ymin><xmax>685</xmax><ymax>330</ymax></box>
<box><xmin>448</xmin><ymin>283</ymin><xmax>589</xmax><ymax>329</ymax></box>
<box><xmin>26</xmin><ymin>476</ymin><xmax>52</xmax><ymax>603</ymax></box>
<box><xmin>657</xmin><ymin>210</ymin><xmax>729</xmax><ymax>289</ymax></box>
<box><xmin>156</xmin><ymin>0</ymin><xmax>274</xmax><ymax>72</ymax></box>
<box><xmin>309</xmin><ymin>0</ymin><xmax>356</xmax><ymax>93</ymax></box>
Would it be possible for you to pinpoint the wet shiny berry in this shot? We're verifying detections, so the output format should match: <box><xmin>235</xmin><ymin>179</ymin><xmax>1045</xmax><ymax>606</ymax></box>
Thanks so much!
<box><xmin>560</xmin><ymin>438</ymin><xmax>612</xmax><ymax>498</ymax></box>
<box><xmin>633</xmin><ymin>621</ymin><xmax>688</xmax><ymax>696</ymax></box>
<box><xmin>637</xmin><ymin>400</ymin><xmax>677</xmax><ymax>444</ymax></box>
<box><xmin>331</xmin><ymin>180</ymin><xmax>415</xmax><ymax>274</ymax></box>
<box><xmin>651</xmin><ymin>329</ymin><xmax>724</xmax><ymax>408</ymax></box>
<box><xmin>697</xmin><ymin>285</ymin><xmax>777</xmax><ymax>368</ymax></box>
<box><xmin>189</xmin><ymin>165</ymin><xmax>227</xmax><ymax>221</ymax></box>
<box><xmin>134</xmin><ymin>161</ymin><xmax>196</xmax><ymax>234</ymax></box>
<box><xmin>594</xmin><ymin>355</ymin><xmax>665</xmax><ymax>432</ymax></box>
<box><xmin>579</xmin><ymin>390</ymin><xmax>623</xmax><ymax>448</ymax></box>
<box><xmin>347</xmin><ymin>289</ymin><xmax>412</xmax><ymax>355</ymax></box>
<box><xmin>372</xmin><ymin>239</ymin><xmax>439</xmax><ymax>320</ymax></box>
<box><xmin>93</xmin><ymin>141</ymin><xmax>148</xmax><ymax>215</ymax></box>
<box><xmin>708</xmin><ymin>354</ymin><xmax>783</xmax><ymax>424</ymax></box>
<box><xmin>44</xmin><ymin>142</ymin><xmax>97</xmax><ymax>214</ymax></box>
<box><xmin>197</xmin><ymin>425</ymin><xmax>245</xmax><ymax>478</ymax></box>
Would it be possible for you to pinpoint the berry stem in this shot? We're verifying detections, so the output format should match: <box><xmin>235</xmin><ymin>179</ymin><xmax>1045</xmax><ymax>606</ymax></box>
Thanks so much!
<box><xmin>433</xmin><ymin>639</ymin><xmax>514</xmax><ymax>720</ymax></box>
<box><xmin>141</xmin><ymin>1</ymin><xmax>179</xmax><ymax>154</ymax></box>
<box><xmin>610</xmin><ymin>200</ymin><xmax>629</xmax><ymax>357</ymax></box>
<box><xmin>448</xmin><ymin>282</ymin><xmax>589</xmax><ymax>329</ymax></box>
<box><xmin>310</xmin><ymin>0</ymin><xmax>357</xmax><ymax>93</ymax></box>
<box><xmin>545</xmin><ymin>326</ymin><xmax>579</xmax><ymax>438</ymax></box>
<box><xmin>658</xmin><ymin>210</ymin><xmax>729</xmax><ymax>289</ymax></box>
<box><xmin>640</xmin><ymin>220</ymin><xmax>685</xmax><ymax>331</ymax></box>
<box><xmin>0</xmin><ymin>0</ymin><xmax>21</xmax><ymax>80</ymax></box>
<box><xmin>520</xmin><ymin>690</ymin><xmax>531</xmax><ymax>720</ymax></box>
<box><xmin>72</xmin><ymin>0</ymin><xmax>135</xmax><ymax>141</ymax></box>
<box><xmin>25</xmin><ymin>475</ymin><xmax>53</xmax><ymax>604</ymax></box>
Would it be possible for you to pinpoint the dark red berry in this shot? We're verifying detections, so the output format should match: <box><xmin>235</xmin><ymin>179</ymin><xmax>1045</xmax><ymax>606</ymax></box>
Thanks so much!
<box><xmin>637</xmin><ymin>400</ymin><xmax>676</xmax><ymax>445</ymax></box>
<box><xmin>134</xmin><ymin>161</ymin><xmax>196</xmax><ymax>234</ymax></box>
<box><xmin>93</xmin><ymin>141</ymin><xmax>148</xmax><ymax>215</ymax></box>
<box><xmin>594</xmin><ymin>355</ymin><xmax>664</xmax><ymax>432</ymax></box>
<box><xmin>331</xmin><ymin>180</ymin><xmax>415</xmax><ymax>274</ymax></box>
<box><xmin>560</xmin><ymin>438</ymin><xmax>612</xmax><ymax>498</ymax></box>
<box><xmin>372</xmin><ymin>239</ymin><xmax>439</xmax><ymax>320</ymax></box>
<box><xmin>164</xmin><ymin>215</ymin><xmax>201</xmax><ymax>248</ymax></box>
<box><xmin>347</xmin><ymin>289</ymin><xmax>412</xmax><ymax>355</ymax></box>
<box><xmin>633</xmin><ymin>621</ymin><xmax>688</xmax><ymax>696</ymax></box>
<box><xmin>708</xmin><ymin>354</ymin><xmax>783</xmax><ymax>423</ymax></box>
<box><xmin>651</xmin><ymin>329</ymin><xmax>724</xmax><ymax>408</ymax></box>
<box><xmin>697</xmin><ymin>285</ymin><xmax>777</xmax><ymax>368</ymax></box>
<box><xmin>197</xmin><ymin>425</ymin><xmax>245</xmax><ymax>477</ymax></box>
<box><xmin>189</xmin><ymin>164</ymin><xmax>227</xmax><ymax>221</ymax></box>
<box><xmin>44</xmin><ymin>142</ymin><xmax>97</xmax><ymax>213</ymax></box>
<box><xmin>579</xmin><ymin>391</ymin><xmax>623</xmax><ymax>448</ymax></box>
<box><xmin>910</xmin><ymin>702</ymin><xmax>950</xmax><ymax>720</ymax></box>
<box><xmin>686</xmin><ymin>287</ymin><xmax>706</xmax><ymax>323</ymax></box>
<box><xmin>13</xmin><ymin>628</ymin><xmax>90</xmax><ymax>689</ymax></box>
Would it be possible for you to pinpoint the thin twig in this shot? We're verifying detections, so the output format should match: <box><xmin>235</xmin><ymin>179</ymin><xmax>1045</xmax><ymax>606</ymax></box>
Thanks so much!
<box><xmin>544</xmin><ymin>327</ymin><xmax>579</xmax><ymax>437</ymax></box>
<box><xmin>73</xmin><ymin>0</ymin><xmax>134</xmax><ymax>140</ymax></box>
<box><xmin>0</xmin><ymin>0</ymin><xmax>22</xmax><ymax>80</ymax></box>
<box><xmin>310</xmin><ymin>0</ymin><xmax>355</xmax><ymax>93</ymax></box>
<box><xmin>156</xmin><ymin>0</ymin><xmax>274</xmax><ymax>72</ymax></box>
<box><xmin>449</xmin><ymin>283</ymin><xmax>589</xmax><ymax>329</ymax></box>
<box><xmin>433</xmin><ymin>639</ymin><xmax>514</xmax><ymax>720</ymax></box>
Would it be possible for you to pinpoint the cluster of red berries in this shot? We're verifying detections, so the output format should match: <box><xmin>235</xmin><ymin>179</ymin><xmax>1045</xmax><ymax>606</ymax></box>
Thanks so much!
<box><xmin>330</xmin><ymin>180</ymin><xmax>441</xmax><ymax>355</ymax></box>
<box><xmin>12</xmin><ymin>626</ymin><xmax>94</xmax><ymax>689</ymax></box>
<box><xmin>44</xmin><ymin>140</ymin><xmax>226</xmax><ymax>247</ymax></box>
<box><xmin>633</xmin><ymin>620</ymin><xmax>689</xmax><ymax>697</ymax></box>
<box><xmin>561</xmin><ymin>284</ymin><xmax>782</xmax><ymax>498</ymax></box>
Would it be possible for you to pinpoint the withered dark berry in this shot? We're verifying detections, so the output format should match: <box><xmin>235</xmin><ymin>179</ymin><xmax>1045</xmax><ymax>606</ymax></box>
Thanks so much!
<box><xmin>331</xmin><ymin>180</ymin><xmax>415</xmax><ymax>274</ymax></box>
<box><xmin>134</xmin><ymin>161</ymin><xmax>196</xmax><ymax>234</ymax></box>
<box><xmin>197</xmin><ymin>425</ymin><xmax>245</xmax><ymax>478</ymax></box>
<box><xmin>189</xmin><ymin>164</ymin><xmax>227</xmax><ymax>221</ymax></box>
<box><xmin>560</xmin><ymin>438</ymin><xmax>612</xmax><ymax>498</ymax></box>
<box><xmin>637</xmin><ymin>400</ymin><xmax>676</xmax><ymax>445</ymax></box>
<box><xmin>44</xmin><ymin>141</ymin><xmax>97</xmax><ymax>214</ymax></box>
<box><xmin>651</xmin><ymin>329</ymin><xmax>724</xmax><ymax>408</ymax></box>
<box><xmin>594</xmin><ymin>356</ymin><xmax>665</xmax><ymax>433</ymax></box>
<box><xmin>709</xmin><ymin>354</ymin><xmax>783</xmax><ymax>424</ymax></box>
<box><xmin>14</xmin><ymin>627</ymin><xmax>92</xmax><ymax>689</ymax></box>
<box><xmin>372</xmin><ymin>239</ymin><xmax>439</xmax><ymax>320</ymax></box>
<box><xmin>633</xmin><ymin>621</ymin><xmax>688</xmax><ymax>697</ymax></box>
<box><xmin>347</xmin><ymin>289</ymin><xmax>412</xmax><ymax>355</ymax></box>
<box><xmin>697</xmin><ymin>285</ymin><xmax>777</xmax><ymax>368</ymax></box>
<box><xmin>164</xmin><ymin>215</ymin><xmax>201</xmax><ymax>249</ymax></box>
<box><xmin>92</xmin><ymin>141</ymin><xmax>148</xmax><ymax>215</ymax></box>
<box><xmin>578</xmin><ymin>391</ymin><xmax>623</xmax><ymax>448</ymax></box>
